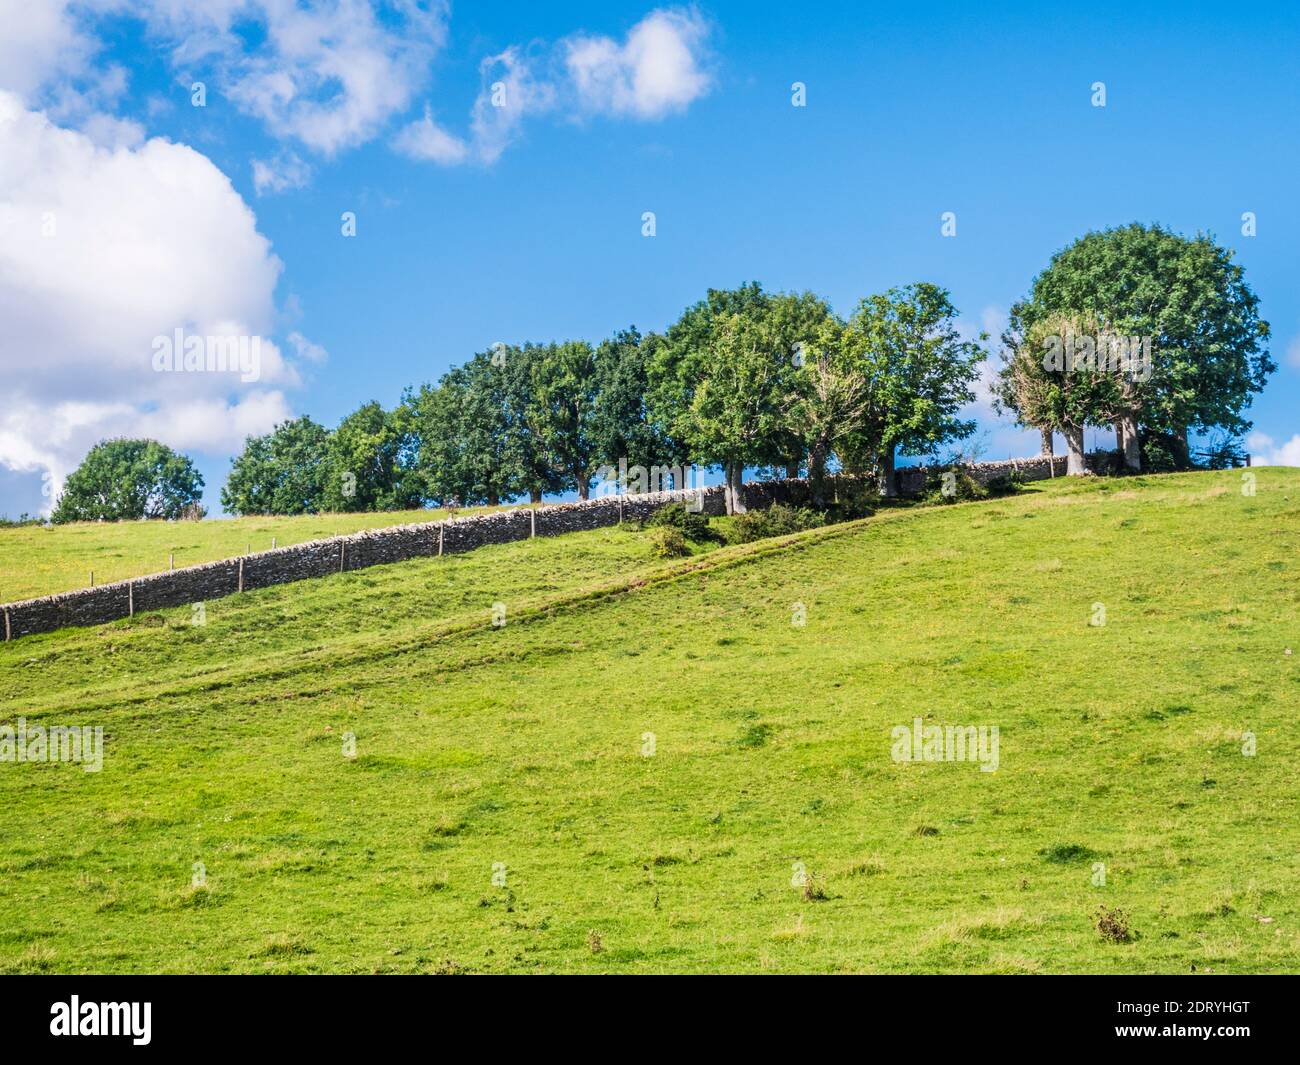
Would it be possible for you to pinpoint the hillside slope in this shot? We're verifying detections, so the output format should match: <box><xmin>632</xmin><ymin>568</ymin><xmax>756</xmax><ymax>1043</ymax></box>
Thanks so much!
<box><xmin>2</xmin><ymin>469</ymin><xmax>1298</xmax><ymax>973</ymax></box>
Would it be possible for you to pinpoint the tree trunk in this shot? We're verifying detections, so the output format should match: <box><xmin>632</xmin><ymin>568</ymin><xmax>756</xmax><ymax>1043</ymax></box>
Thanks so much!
<box><xmin>1119</xmin><ymin>412</ymin><xmax>1141</xmax><ymax>472</ymax></box>
<box><xmin>576</xmin><ymin>471</ymin><xmax>590</xmax><ymax>500</ymax></box>
<box><xmin>879</xmin><ymin>445</ymin><xmax>897</xmax><ymax>498</ymax></box>
<box><xmin>808</xmin><ymin>440</ymin><xmax>830</xmax><ymax>508</ymax></box>
<box><xmin>786</xmin><ymin>459</ymin><xmax>801</xmax><ymax>479</ymax></box>
<box><xmin>1039</xmin><ymin>426</ymin><xmax>1054</xmax><ymax>456</ymax></box>
<box><xmin>1173</xmin><ymin>426</ymin><xmax>1190</xmax><ymax>469</ymax></box>
<box><xmin>487</xmin><ymin>490</ymin><xmax>500</xmax><ymax>506</ymax></box>
<box><xmin>1063</xmin><ymin>424</ymin><xmax>1086</xmax><ymax>475</ymax></box>
<box><xmin>529</xmin><ymin>488</ymin><xmax>542</xmax><ymax>504</ymax></box>
<box><xmin>724</xmin><ymin>461</ymin><xmax>747</xmax><ymax>515</ymax></box>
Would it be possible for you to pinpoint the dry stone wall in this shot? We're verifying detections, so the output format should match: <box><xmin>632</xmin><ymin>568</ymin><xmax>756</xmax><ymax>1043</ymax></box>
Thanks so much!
<box><xmin>0</xmin><ymin>454</ymin><xmax>1086</xmax><ymax>641</ymax></box>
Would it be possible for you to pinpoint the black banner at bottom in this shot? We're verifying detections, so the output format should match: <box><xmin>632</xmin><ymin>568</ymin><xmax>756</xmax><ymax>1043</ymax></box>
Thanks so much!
<box><xmin>0</xmin><ymin>974</ymin><xmax>1289</xmax><ymax>1051</ymax></box>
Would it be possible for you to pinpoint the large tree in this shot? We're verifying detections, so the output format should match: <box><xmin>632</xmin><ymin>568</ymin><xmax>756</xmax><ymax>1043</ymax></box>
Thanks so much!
<box><xmin>222</xmin><ymin>416</ymin><xmax>331</xmax><ymax>515</ymax></box>
<box><xmin>321</xmin><ymin>401</ymin><xmax>422</xmax><ymax>512</ymax></box>
<box><xmin>1011</xmin><ymin>223</ymin><xmax>1272</xmax><ymax>469</ymax></box>
<box><xmin>503</xmin><ymin>341</ymin><xmax>602</xmax><ymax>500</ymax></box>
<box><xmin>588</xmin><ymin>327</ymin><xmax>680</xmax><ymax>477</ymax></box>
<box><xmin>833</xmin><ymin>284</ymin><xmax>986</xmax><ymax>496</ymax></box>
<box><xmin>647</xmin><ymin>283</ymin><xmax>832</xmax><ymax>512</ymax></box>
<box><xmin>409</xmin><ymin>355</ymin><xmax>524</xmax><ymax>507</ymax></box>
<box><xmin>53</xmin><ymin>438</ymin><xmax>204</xmax><ymax>523</ymax></box>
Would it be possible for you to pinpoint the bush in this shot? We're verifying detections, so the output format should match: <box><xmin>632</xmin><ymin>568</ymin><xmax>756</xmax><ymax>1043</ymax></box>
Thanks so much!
<box><xmin>648</xmin><ymin>525</ymin><xmax>690</xmax><ymax>558</ymax></box>
<box><xmin>727</xmin><ymin>503</ymin><xmax>824</xmax><ymax>544</ymax></box>
<box><xmin>984</xmin><ymin>470</ymin><xmax>1025</xmax><ymax>498</ymax></box>
<box><xmin>822</xmin><ymin>478</ymin><xmax>879</xmax><ymax>522</ymax></box>
<box><xmin>646</xmin><ymin>501</ymin><xmax>714</xmax><ymax>541</ymax></box>
<box><xmin>923</xmin><ymin>467</ymin><xmax>987</xmax><ymax>505</ymax></box>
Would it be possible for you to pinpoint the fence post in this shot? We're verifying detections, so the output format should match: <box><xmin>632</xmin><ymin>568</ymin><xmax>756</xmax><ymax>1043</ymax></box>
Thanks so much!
<box><xmin>438</xmin><ymin>526</ymin><xmax>444</xmax><ymax>556</ymax></box>
<box><xmin>4</xmin><ymin>608</ymin><xmax>10</xmax><ymax>642</ymax></box>
<box><xmin>169</xmin><ymin>553</ymin><xmax>174</xmax><ymax>571</ymax></box>
<box><xmin>339</xmin><ymin>542</ymin><xmax>346</xmax><ymax>573</ymax></box>
<box><xmin>128</xmin><ymin>582</ymin><xmax>134</xmax><ymax>618</ymax></box>
<box><xmin>530</xmin><ymin>508</ymin><xmax>536</xmax><ymax>538</ymax></box>
<box><xmin>238</xmin><ymin>558</ymin><xmax>244</xmax><ymax>593</ymax></box>
<box><xmin>89</xmin><ymin>571</ymin><xmax>94</xmax><ymax>588</ymax></box>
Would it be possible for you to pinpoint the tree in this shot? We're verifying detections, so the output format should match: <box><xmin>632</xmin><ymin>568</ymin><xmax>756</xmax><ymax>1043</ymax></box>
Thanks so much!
<box><xmin>588</xmin><ymin>327</ymin><xmax>680</xmax><ymax>477</ymax></box>
<box><xmin>501</xmin><ymin>341</ymin><xmax>602</xmax><ymax>500</ymax></box>
<box><xmin>833</xmin><ymin>284</ymin><xmax>986</xmax><ymax>496</ymax></box>
<box><xmin>994</xmin><ymin>311</ymin><xmax>1123</xmax><ymax>475</ymax></box>
<box><xmin>321</xmin><ymin>401</ymin><xmax>422</xmax><ymax>512</ymax></box>
<box><xmin>783</xmin><ymin>333</ymin><xmax>869</xmax><ymax>505</ymax></box>
<box><xmin>410</xmin><ymin>355</ymin><xmax>524</xmax><ymax>507</ymax></box>
<box><xmin>53</xmin><ymin>439</ymin><xmax>204</xmax><ymax>523</ymax></box>
<box><xmin>647</xmin><ymin>283</ymin><xmax>832</xmax><ymax>513</ymax></box>
<box><xmin>1012</xmin><ymin>223</ymin><xmax>1272</xmax><ymax>470</ymax></box>
<box><xmin>222</xmin><ymin>416</ymin><xmax>331</xmax><ymax>515</ymax></box>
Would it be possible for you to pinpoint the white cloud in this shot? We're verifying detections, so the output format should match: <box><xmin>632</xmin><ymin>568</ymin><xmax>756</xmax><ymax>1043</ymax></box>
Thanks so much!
<box><xmin>286</xmin><ymin>331</ymin><xmax>328</xmax><ymax>364</ymax></box>
<box><xmin>251</xmin><ymin>151</ymin><xmax>312</xmax><ymax>195</ymax></box>
<box><xmin>396</xmin><ymin>6</ymin><xmax>714</xmax><ymax>167</ymax></box>
<box><xmin>0</xmin><ymin>91</ymin><xmax>302</xmax><ymax>509</ymax></box>
<box><xmin>565</xmin><ymin>7</ymin><xmax>712</xmax><ymax>119</ymax></box>
<box><xmin>1245</xmin><ymin>432</ymin><xmax>1300</xmax><ymax>467</ymax></box>
<box><xmin>0</xmin><ymin>0</ymin><xmax>94</xmax><ymax>100</ymax></box>
<box><xmin>1285</xmin><ymin>334</ymin><xmax>1300</xmax><ymax>369</ymax></box>
<box><xmin>392</xmin><ymin>106</ymin><xmax>468</xmax><ymax>164</ymax></box>
<box><xmin>6</xmin><ymin>1</ymin><xmax>449</xmax><ymax>157</ymax></box>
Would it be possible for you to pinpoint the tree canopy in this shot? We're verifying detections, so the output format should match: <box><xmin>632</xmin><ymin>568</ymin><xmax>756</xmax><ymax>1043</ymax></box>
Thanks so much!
<box><xmin>53</xmin><ymin>439</ymin><xmax>204</xmax><ymax>524</ymax></box>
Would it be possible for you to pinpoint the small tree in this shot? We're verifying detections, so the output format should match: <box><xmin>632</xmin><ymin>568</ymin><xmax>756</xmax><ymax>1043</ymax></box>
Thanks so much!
<box><xmin>53</xmin><ymin>439</ymin><xmax>204</xmax><ymax>523</ymax></box>
<box><xmin>994</xmin><ymin>311</ymin><xmax>1122</xmax><ymax>475</ymax></box>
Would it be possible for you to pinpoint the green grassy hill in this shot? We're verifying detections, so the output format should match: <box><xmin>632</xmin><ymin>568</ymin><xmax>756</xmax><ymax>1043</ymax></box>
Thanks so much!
<box><xmin>2</xmin><ymin>469</ymin><xmax>1298</xmax><ymax>973</ymax></box>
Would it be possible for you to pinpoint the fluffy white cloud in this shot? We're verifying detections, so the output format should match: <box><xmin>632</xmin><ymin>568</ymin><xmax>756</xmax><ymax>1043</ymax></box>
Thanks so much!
<box><xmin>391</xmin><ymin>106</ymin><xmax>468</xmax><ymax>164</ymax></box>
<box><xmin>1245</xmin><ymin>432</ymin><xmax>1300</xmax><ymax>467</ymax></box>
<box><xmin>6</xmin><ymin>1</ymin><xmax>449</xmax><ymax>157</ymax></box>
<box><xmin>0</xmin><ymin>0</ymin><xmax>94</xmax><ymax>100</ymax></box>
<box><xmin>0</xmin><ymin>91</ymin><xmax>301</xmax><ymax>506</ymax></box>
<box><xmin>395</xmin><ymin>6</ymin><xmax>713</xmax><ymax>167</ymax></box>
<box><xmin>565</xmin><ymin>7</ymin><xmax>712</xmax><ymax>119</ymax></box>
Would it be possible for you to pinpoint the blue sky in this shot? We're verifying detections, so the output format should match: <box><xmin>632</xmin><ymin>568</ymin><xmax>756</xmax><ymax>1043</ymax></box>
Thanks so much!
<box><xmin>1</xmin><ymin>1</ymin><xmax>1297</xmax><ymax>517</ymax></box>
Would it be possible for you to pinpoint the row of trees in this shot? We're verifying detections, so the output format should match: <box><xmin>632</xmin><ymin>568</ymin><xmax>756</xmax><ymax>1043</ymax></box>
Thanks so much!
<box><xmin>48</xmin><ymin>222</ymin><xmax>1272</xmax><ymax>522</ymax></box>
<box><xmin>219</xmin><ymin>281</ymin><xmax>987</xmax><ymax>516</ymax></box>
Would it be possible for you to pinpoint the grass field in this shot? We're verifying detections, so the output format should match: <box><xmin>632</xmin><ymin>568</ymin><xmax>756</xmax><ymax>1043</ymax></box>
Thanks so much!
<box><xmin>2</xmin><ymin>468</ymin><xmax>1298</xmax><ymax>973</ymax></box>
<box><xmin>0</xmin><ymin>505</ymin><xmax>500</xmax><ymax>604</ymax></box>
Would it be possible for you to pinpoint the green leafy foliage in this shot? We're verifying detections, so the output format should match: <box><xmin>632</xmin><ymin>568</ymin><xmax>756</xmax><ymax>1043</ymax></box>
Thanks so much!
<box><xmin>53</xmin><ymin>439</ymin><xmax>204</xmax><ymax>523</ymax></box>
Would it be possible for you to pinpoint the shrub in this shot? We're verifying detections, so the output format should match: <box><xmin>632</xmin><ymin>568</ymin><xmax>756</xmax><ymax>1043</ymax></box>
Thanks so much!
<box><xmin>823</xmin><ymin>478</ymin><xmax>880</xmax><ymax>521</ymax></box>
<box><xmin>646</xmin><ymin>501</ymin><xmax>713</xmax><ymax>541</ymax></box>
<box><xmin>923</xmin><ymin>467</ymin><xmax>987</xmax><ymax>505</ymax></box>
<box><xmin>648</xmin><ymin>525</ymin><xmax>690</xmax><ymax>558</ymax></box>
<box><xmin>727</xmin><ymin>503</ymin><xmax>824</xmax><ymax>544</ymax></box>
<box><xmin>1095</xmin><ymin>905</ymin><xmax>1134</xmax><ymax>943</ymax></box>
<box><xmin>984</xmin><ymin>471</ymin><xmax>1024</xmax><ymax>498</ymax></box>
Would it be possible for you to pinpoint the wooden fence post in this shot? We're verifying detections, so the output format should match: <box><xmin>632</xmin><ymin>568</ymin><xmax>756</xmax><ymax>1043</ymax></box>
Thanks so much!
<box><xmin>4</xmin><ymin>608</ymin><xmax>10</xmax><ymax>642</ymax></box>
<box><xmin>438</xmin><ymin>526</ymin><xmax>444</xmax><ymax>556</ymax></box>
<box><xmin>339</xmin><ymin>542</ymin><xmax>346</xmax><ymax>573</ymax></box>
<box><xmin>530</xmin><ymin>508</ymin><xmax>536</xmax><ymax>538</ymax></box>
<box><xmin>238</xmin><ymin>558</ymin><xmax>244</xmax><ymax>593</ymax></box>
<box><xmin>128</xmin><ymin>582</ymin><xmax>134</xmax><ymax>618</ymax></box>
